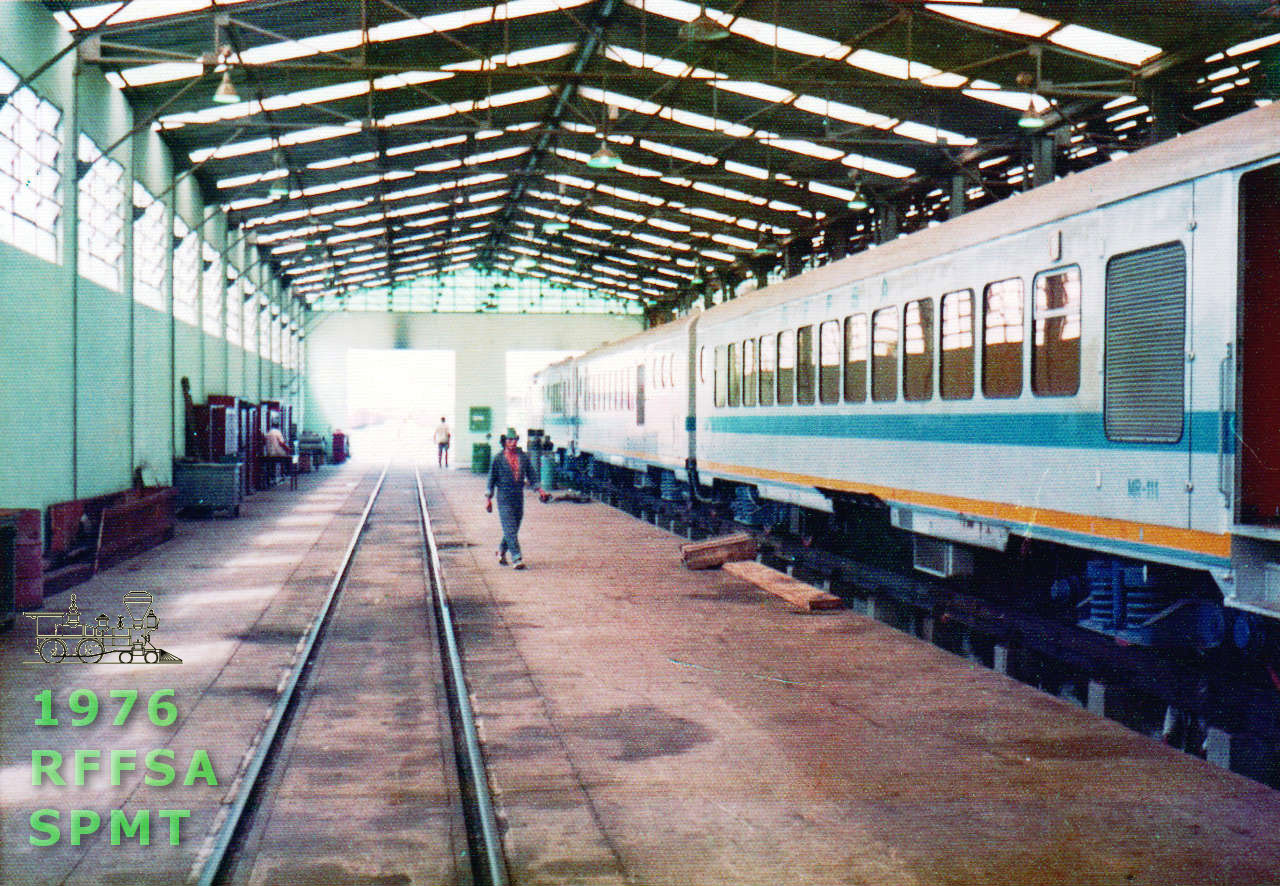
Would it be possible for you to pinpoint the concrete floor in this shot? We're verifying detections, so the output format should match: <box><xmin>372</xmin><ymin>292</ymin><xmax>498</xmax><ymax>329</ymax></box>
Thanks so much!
<box><xmin>427</xmin><ymin>468</ymin><xmax>1280</xmax><ymax>886</ymax></box>
<box><xmin>4</xmin><ymin>461</ymin><xmax>1280</xmax><ymax>885</ymax></box>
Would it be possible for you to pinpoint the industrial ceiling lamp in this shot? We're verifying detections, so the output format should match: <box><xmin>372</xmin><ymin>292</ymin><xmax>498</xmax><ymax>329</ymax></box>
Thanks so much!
<box><xmin>587</xmin><ymin>139</ymin><xmax>621</xmax><ymax>170</ymax></box>
<box><xmin>1018</xmin><ymin>95</ymin><xmax>1047</xmax><ymax>129</ymax></box>
<box><xmin>268</xmin><ymin>147</ymin><xmax>288</xmax><ymax>198</ymax></box>
<box><xmin>846</xmin><ymin>175</ymin><xmax>868</xmax><ymax>210</ymax></box>
<box><xmin>678</xmin><ymin>5</ymin><xmax>729</xmax><ymax>41</ymax></box>
<box><xmin>542</xmin><ymin>219</ymin><xmax>569</xmax><ymax>233</ymax></box>
<box><xmin>213</xmin><ymin>68</ymin><xmax>239</xmax><ymax>104</ymax></box>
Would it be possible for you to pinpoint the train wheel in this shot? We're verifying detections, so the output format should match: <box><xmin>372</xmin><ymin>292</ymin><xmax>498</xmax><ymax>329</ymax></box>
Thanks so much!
<box><xmin>76</xmin><ymin>638</ymin><xmax>104</xmax><ymax>664</ymax></box>
<box><xmin>144</xmin><ymin>649</ymin><xmax>159</xmax><ymax>664</ymax></box>
<box><xmin>39</xmin><ymin>638</ymin><xmax>67</xmax><ymax>664</ymax></box>
<box><xmin>118</xmin><ymin>650</ymin><xmax>134</xmax><ymax>664</ymax></box>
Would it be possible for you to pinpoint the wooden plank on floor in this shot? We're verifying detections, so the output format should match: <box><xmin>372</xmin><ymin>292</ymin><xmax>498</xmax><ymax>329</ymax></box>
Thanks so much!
<box><xmin>722</xmin><ymin>559</ymin><xmax>842</xmax><ymax>611</ymax></box>
<box><xmin>680</xmin><ymin>532</ymin><xmax>757</xmax><ymax>569</ymax></box>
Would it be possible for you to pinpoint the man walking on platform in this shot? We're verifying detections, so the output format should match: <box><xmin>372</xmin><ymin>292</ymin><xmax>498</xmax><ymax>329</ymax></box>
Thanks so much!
<box><xmin>485</xmin><ymin>428</ymin><xmax>548</xmax><ymax>569</ymax></box>
<box><xmin>433</xmin><ymin>416</ymin><xmax>451</xmax><ymax>468</ymax></box>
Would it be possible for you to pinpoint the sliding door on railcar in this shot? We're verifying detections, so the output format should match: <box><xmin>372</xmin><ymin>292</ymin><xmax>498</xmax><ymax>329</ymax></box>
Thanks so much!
<box><xmin>1239</xmin><ymin>166</ymin><xmax>1280</xmax><ymax>524</ymax></box>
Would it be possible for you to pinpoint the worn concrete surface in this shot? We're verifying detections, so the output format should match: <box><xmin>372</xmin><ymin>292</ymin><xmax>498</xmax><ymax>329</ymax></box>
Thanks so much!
<box><xmin>427</xmin><ymin>468</ymin><xmax>1280</xmax><ymax>886</ymax></box>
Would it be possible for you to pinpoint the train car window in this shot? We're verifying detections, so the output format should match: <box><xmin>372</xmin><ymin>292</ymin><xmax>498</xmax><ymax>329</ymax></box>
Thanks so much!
<box><xmin>1105</xmin><ymin>243</ymin><xmax>1185</xmax><ymax>442</ymax></box>
<box><xmin>668</xmin><ymin>352</ymin><xmax>676</xmax><ymax>388</ymax></box>
<box><xmin>1032</xmin><ymin>266</ymin><xmax>1082</xmax><ymax>396</ymax></box>
<box><xmin>758</xmin><ymin>334</ymin><xmax>776</xmax><ymax>406</ymax></box>
<box><xmin>743</xmin><ymin>338</ymin><xmax>758</xmax><ymax>407</ymax></box>
<box><xmin>903</xmin><ymin>298</ymin><xmax>935</xmax><ymax>402</ymax></box>
<box><xmin>728</xmin><ymin>342</ymin><xmax>742</xmax><ymax>407</ymax></box>
<box><xmin>777</xmin><ymin>329</ymin><xmax>796</xmax><ymax>405</ymax></box>
<box><xmin>871</xmin><ymin>306</ymin><xmax>899</xmax><ymax>402</ymax></box>
<box><xmin>819</xmin><ymin>320</ymin><xmax>841</xmax><ymax>404</ymax></box>
<box><xmin>982</xmin><ymin>277</ymin><xmax>1024</xmax><ymax>399</ymax></box>
<box><xmin>714</xmin><ymin>345</ymin><xmax>727</xmax><ymax>408</ymax></box>
<box><xmin>940</xmin><ymin>289</ymin><xmax>975</xmax><ymax>400</ymax></box>
<box><xmin>844</xmin><ymin>314</ymin><xmax>867</xmax><ymax>403</ymax></box>
<box><xmin>698</xmin><ymin>347</ymin><xmax>706</xmax><ymax>386</ymax></box>
<box><xmin>636</xmin><ymin>363</ymin><xmax>645</xmax><ymax>424</ymax></box>
<box><xmin>796</xmin><ymin>325</ymin><xmax>816</xmax><ymax>405</ymax></box>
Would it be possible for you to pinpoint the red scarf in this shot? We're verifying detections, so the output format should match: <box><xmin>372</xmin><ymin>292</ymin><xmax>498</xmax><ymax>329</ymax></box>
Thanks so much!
<box><xmin>505</xmin><ymin>448</ymin><xmax>521</xmax><ymax>481</ymax></box>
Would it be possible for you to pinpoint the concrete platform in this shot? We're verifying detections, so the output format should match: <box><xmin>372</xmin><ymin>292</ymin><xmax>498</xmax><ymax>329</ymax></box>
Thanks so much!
<box><xmin>425</xmin><ymin>469</ymin><xmax>1280</xmax><ymax>886</ymax></box>
<box><xmin>0</xmin><ymin>466</ymin><xmax>381</xmax><ymax>885</ymax></box>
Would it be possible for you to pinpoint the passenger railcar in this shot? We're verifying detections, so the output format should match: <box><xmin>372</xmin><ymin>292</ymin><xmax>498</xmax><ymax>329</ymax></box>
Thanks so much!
<box><xmin>534</xmin><ymin>102</ymin><xmax>1280</xmax><ymax>649</ymax></box>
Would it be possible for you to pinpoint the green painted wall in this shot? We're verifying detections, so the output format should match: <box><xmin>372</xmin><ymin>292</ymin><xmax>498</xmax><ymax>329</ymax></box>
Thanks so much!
<box><xmin>0</xmin><ymin>5</ymin><xmax>300</xmax><ymax>513</ymax></box>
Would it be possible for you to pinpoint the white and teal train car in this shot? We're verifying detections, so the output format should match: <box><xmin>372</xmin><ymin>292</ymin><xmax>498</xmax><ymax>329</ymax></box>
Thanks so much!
<box><xmin>537</xmin><ymin>101</ymin><xmax>1280</xmax><ymax>646</ymax></box>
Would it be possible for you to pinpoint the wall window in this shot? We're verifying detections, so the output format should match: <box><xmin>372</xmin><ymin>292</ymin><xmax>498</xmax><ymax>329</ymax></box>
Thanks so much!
<box><xmin>202</xmin><ymin>242</ymin><xmax>223</xmax><ymax>338</ymax></box>
<box><xmin>758</xmin><ymin>333</ymin><xmax>775</xmax><ymax>406</ymax></box>
<box><xmin>78</xmin><ymin>135</ymin><xmax>124</xmax><ymax>291</ymax></box>
<box><xmin>241</xmin><ymin>280</ymin><xmax>257</xmax><ymax>347</ymax></box>
<box><xmin>131</xmin><ymin>182</ymin><xmax>165</xmax><ymax>311</ymax></box>
<box><xmin>819</xmin><ymin>320</ymin><xmax>841</xmax><ymax>404</ymax></box>
<box><xmin>698</xmin><ymin>346</ymin><xmax>706</xmax><ymax>384</ymax></box>
<box><xmin>225</xmin><ymin>271</ymin><xmax>242</xmax><ymax>346</ymax></box>
<box><xmin>172</xmin><ymin>217</ymin><xmax>199</xmax><ymax>325</ymax></box>
<box><xmin>983</xmin><ymin>277</ymin><xmax>1024</xmax><ymax>398</ymax></box>
<box><xmin>0</xmin><ymin>60</ymin><xmax>61</xmax><ymax>262</ymax></box>
<box><xmin>796</xmin><ymin>325</ymin><xmax>816</xmax><ymax>405</ymax></box>
<box><xmin>777</xmin><ymin>329</ymin><xmax>795</xmax><ymax>405</ymax></box>
<box><xmin>940</xmin><ymin>289</ymin><xmax>974</xmax><ymax>400</ymax></box>
<box><xmin>1032</xmin><ymin>266</ymin><xmax>1082</xmax><ymax>396</ymax></box>
<box><xmin>844</xmin><ymin>314</ymin><xmax>867</xmax><ymax>403</ymax></box>
<box><xmin>743</xmin><ymin>338</ymin><xmax>757</xmax><ymax>407</ymax></box>
<box><xmin>727</xmin><ymin>342</ymin><xmax>741</xmax><ymax>407</ymax></box>
<box><xmin>257</xmin><ymin>293</ymin><xmax>271</xmax><ymax>359</ymax></box>
<box><xmin>714</xmin><ymin>345</ymin><xmax>727</xmax><ymax>407</ymax></box>
<box><xmin>871</xmin><ymin>306</ymin><xmax>899</xmax><ymax>402</ymax></box>
<box><xmin>903</xmin><ymin>298</ymin><xmax>934</xmax><ymax>402</ymax></box>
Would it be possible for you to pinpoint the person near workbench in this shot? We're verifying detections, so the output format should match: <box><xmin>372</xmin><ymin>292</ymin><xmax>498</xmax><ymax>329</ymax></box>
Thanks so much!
<box><xmin>484</xmin><ymin>428</ymin><xmax>549</xmax><ymax>570</ymax></box>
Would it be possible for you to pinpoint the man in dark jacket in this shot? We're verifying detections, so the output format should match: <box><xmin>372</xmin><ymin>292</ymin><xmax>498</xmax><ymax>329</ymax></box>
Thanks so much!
<box><xmin>485</xmin><ymin>428</ymin><xmax>548</xmax><ymax>569</ymax></box>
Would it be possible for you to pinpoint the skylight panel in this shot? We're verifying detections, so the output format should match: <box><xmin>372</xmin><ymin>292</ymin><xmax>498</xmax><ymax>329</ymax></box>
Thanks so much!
<box><xmin>636</xmin><ymin>139</ymin><xmax>718</xmax><ymax>165</ymax></box>
<box><xmin>724</xmin><ymin>160</ymin><xmax>769</xmax><ymax>180</ymax></box>
<box><xmin>647</xmin><ymin>216</ymin><xmax>692</xmax><ymax>233</ymax></box>
<box><xmin>665</xmin><ymin>107</ymin><xmax>755</xmax><ymax>138</ymax></box>
<box><xmin>310</xmin><ymin>151</ymin><xmax>379</xmax><ymax>170</ymax></box>
<box><xmin>759</xmin><ymin>136</ymin><xmax>844</xmax><ymax>161</ymax></box>
<box><xmin>791</xmin><ymin>95</ymin><xmax>896</xmax><ymax>129</ymax></box>
<box><xmin>841</xmin><ymin>153</ymin><xmax>915</xmax><ymax>179</ymax></box>
<box><xmin>712</xmin><ymin>233</ymin><xmax>756</xmax><ymax>250</ymax></box>
<box><xmin>593</xmin><ymin>205</ymin><xmax>646</xmax><ymax>223</ymax></box>
<box><xmin>926</xmin><ymin>5</ymin><xmax>1058</xmax><ymax>38</ymax></box>
<box><xmin>728</xmin><ymin>17</ymin><xmax>847</xmax><ymax>59</ymax></box>
<box><xmin>54</xmin><ymin>0</ymin><xmax>260</xmax><ymax>31</ymax></box>
<box><xmin>443</xmin><ymin>42</ymin><xmax>577</xmax><ymax>71</ymax></box>
<box><xmin>892</xmin><ymin>121</ymin><xmax>977</xmax><ymax>146</ymax></box>
<box><xmin>217</xmin><ymin>168</ymin><xmax>288</xmax><ymax>190</ymax></box>
<box><xmin>1226</xmin><ymin>32</ymin><xmax>1280</xmax><ymax>57</ymax></box>
<box><xmin>808</xmin><ymin>181</ymin><xmax>860</xmax><ymax>203</ymax></box>
<box><xmin>604</xmin><ymin>45</ymin><xmax>720</xmax><ymax>80</ymax></box>
<box><xmin>700</xmin><ymin>249</ymin><xmax>735</xmax><ymax>263</ymax></box>
<box><xmin>712</xmin><ymin>80</ymin><xmax>796</xmax><ymax>105</ymax></box>
<box><xmin>1048</xmin><ymin>25</ymin><xmax>1160</xmax><ymax>66</ymax></box>
<box><xmin>962</xmin><ymin>88</ymin><xmax>1050</xmax><ymax>112</ymax></box>
<box><xmin>387</xmin><ymin>136</ymin><xmax>468</xmax><ymax>157</ymax></box>
<box><xmin>683</xmin><ymin>206</ymin><xmax>737</xmax><ymax>224</ymax></box>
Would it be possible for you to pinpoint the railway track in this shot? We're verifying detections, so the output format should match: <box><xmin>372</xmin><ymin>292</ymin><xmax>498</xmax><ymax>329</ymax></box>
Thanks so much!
<box><xmin>190</xmin><ymin>464</ymin><xmax>508</xmax><ymax>886</ymax></box>
<box><xmin>584</xmin><ymin>474</ymin><xmax>1280</xmax><ymax>789</ymax></box>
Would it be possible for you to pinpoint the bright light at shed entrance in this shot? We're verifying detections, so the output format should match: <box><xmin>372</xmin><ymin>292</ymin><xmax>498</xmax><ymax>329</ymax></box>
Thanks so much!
<box><xmin>345</xmin><ymin>349</ymin><xmax>455</xmax><ymax>463</ymax></box>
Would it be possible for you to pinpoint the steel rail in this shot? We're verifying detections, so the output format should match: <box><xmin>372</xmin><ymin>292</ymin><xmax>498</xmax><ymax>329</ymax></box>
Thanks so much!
<box><xmin>193</xmin><ymin>463</ymin><xmax>389</xmax><ymax>886</ymax></box>
<box><xmin>414</xmin><ymin>465</ymin><xmax>510</xmax><ymax>886</ymax></box>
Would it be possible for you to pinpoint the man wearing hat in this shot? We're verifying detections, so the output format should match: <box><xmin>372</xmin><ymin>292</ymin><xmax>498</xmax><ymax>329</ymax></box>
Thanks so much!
<box><xmin>485</xmin><ymin>428</ymin><xmax>549</xmax><ymax>569</ymax></box>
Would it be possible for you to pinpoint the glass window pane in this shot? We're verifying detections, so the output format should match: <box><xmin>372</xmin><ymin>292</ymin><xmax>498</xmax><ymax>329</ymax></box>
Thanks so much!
<box><xmin>903</xmin><ymin>298</ymin><xmax>934</xmax><ymax>402</ymax></box>
<box><xmin>872</xmin><ymin>306</ymin><xmax>899</xmax><ymax>402</ymax></box>
<box><xmin>727</xmin><ymin>342</ymin><xmax>741</xmax><ymax>407</ymax></box>
<box><xmin>777</xmin><ymin>329</ymin><xmax>795</xmax><ymax>405</ymax></box>
<box><xmin>940</xmin><ymin>289</ymin><xmax>974</xmax><ymax>400</ymax></box>
<box><xmin>819</xmin><ymin>320</ymin><xmax>840</xmax><ymax>404</ymax></box>
<box><xmin>714</xmin><ymin>345</ymin><xmax>727</xmax><ymax>407</ymax></box>
<box><xmin>743</xmin><ymin>338</ymin><xmax>757</xmax><ymax>406</ymax></box>
<box><xmin>796</xmin><ymin>325</ymin><xmax>815</xmax><ymax>405</ymax></box>
<box><xmin>983</xmin><ymin>278</ymin><xmax>1024</xmax><ymax>398</ymax></box>
<box><xmin>758</xmin><ymin>334</ymin><xmax>775</xmax><ymax>406</ymax></box>
<box><xmin>844</xmin><ymin>314</ymin><xmax>867</xmax><ymax>403</ymax></box>
<box><xmin>1032</xmin><ymin>266</ymin><xmax>1081</xmax><ymax>396</ymax></box>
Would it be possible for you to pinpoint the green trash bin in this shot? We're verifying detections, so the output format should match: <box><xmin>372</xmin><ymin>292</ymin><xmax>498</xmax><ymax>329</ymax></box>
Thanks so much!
<box><xmin>540</xmin><ymin>453</ymin><xmax>556</xmax><ymax>491</ymax></box>
<box><xmin>471</xmin><ymin>442</ymin><xmax>492</xmax><ymax>475</ymax></box>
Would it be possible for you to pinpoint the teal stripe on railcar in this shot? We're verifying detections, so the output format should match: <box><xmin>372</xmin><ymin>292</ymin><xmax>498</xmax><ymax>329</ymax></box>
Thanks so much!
<box><xmin>706</xmin><ymin>411</ymin><xmax>1226</xmax><ymax>453</ymax></box>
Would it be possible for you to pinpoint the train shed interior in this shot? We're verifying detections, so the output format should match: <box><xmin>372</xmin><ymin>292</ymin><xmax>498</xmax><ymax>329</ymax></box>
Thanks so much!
<box><xmin>5</xmin><ymin>2</ymin><xmax>1280</xmax><ymax>884</ymax></box>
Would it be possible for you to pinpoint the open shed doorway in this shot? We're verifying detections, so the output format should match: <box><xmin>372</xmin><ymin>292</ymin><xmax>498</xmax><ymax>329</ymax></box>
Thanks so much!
<box><xmin>345</xmin><ymin>348</ymin><xmax>455</xmax><ymax>464</ymax></box>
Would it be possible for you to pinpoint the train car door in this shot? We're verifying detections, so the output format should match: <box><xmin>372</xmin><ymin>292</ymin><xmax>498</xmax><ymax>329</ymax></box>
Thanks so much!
<box><xmin>1238</xmin><ymin>165</ymin><xmax>1280</xmax><ymax>523</ymax></box>
<box><xmin>636</xmin><ymin>363</ymin><xmax>645</xmax><ymax>426</ymax></box>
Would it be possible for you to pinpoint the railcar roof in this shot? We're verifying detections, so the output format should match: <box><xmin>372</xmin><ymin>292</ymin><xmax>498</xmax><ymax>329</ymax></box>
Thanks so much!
<box><xmin>698</xmin><ymin>100</ymin><xmax>1280</xmax><ymax>326</ymax></box>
